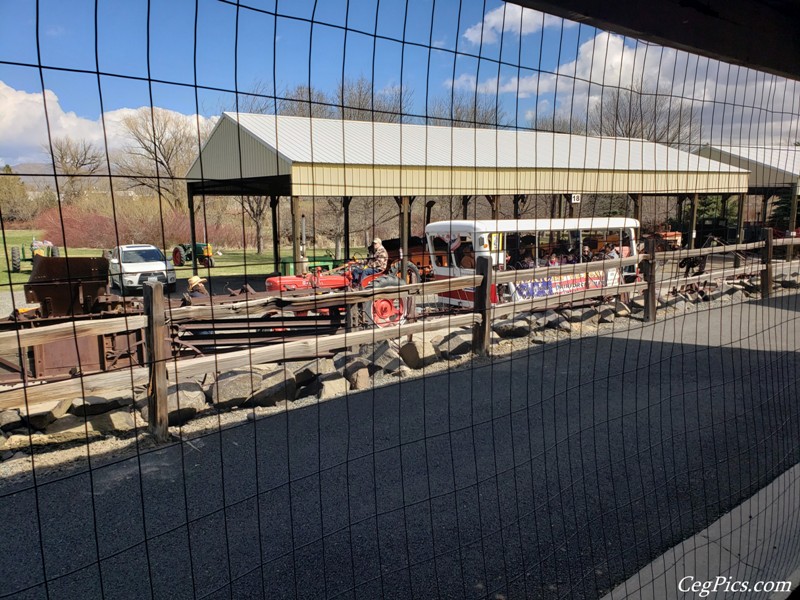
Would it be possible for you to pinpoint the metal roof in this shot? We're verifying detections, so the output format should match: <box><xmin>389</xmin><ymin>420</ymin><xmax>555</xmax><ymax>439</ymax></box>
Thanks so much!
<box><xmin>186</xmin><ymin>113</ymin><xmax>750</xmax><ymax>196</ymax></box>
<box><xmin>695</xmin><ymin>145</ymin><xmax>800</xmax><ymax>190</ymax></box>
<box><xmin>189</xmin><ymin>112</ymin><xmax>747</xmax><ymax>174</ymax></box>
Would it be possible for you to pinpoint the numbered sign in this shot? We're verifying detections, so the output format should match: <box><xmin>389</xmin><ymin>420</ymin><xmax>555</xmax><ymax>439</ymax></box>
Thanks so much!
<box><xmin>570</xmin><ymin>194</ymin><xmax>581</xmax><ymax>204</ymax></box>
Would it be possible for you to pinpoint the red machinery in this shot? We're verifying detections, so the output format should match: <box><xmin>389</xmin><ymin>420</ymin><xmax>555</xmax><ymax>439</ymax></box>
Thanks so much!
<box><xmin>265</xmin><ymin>260</ymin><xmax>418</xmax><ymax>328</ymax></box>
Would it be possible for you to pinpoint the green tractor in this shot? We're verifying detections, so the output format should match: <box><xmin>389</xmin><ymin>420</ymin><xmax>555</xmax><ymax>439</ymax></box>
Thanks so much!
<box><xmin>172</xmin><ymin>242</ymin><xmax>215</xmax><ymax>268</ymax></box>
<box><xmin>10</xmin><ymin>239</ymin><xmax>60</xmax><ymax>272</ymax></box>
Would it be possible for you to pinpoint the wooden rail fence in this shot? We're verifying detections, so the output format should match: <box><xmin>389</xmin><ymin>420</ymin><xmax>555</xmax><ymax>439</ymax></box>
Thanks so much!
<box><xmin>1</xmin><ymin>234</ymin><xmax>792</xmax><ymax>439</ymax></box>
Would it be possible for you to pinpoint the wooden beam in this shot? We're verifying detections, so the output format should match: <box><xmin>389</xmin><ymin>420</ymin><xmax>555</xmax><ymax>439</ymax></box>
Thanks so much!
<box><xmin>788</xmin><ymin>183</ymin><xmax>798</xmax><ymax>259</ymax></box>
<box><xmin>144</xmin><ymin>282</ymin><xmax>169</xmax><ymax>442</ymax></box>
<box><xmin>689</xmin><ymin>193</ymin><xmax>699</xmax><ymax>249</ymax></box>
<box><xmin>461</xmin><ymin>195</ymin><xmax>471</xmax><ymax>219</ymax></box>
<box><xmin>735</xmin><ymin>194</ymin><xmax>745</xmax><ymax>268</ymax></box>
<box><xmin>270</xmin><ymin>195</ymin><xmax>281</xmax><ymax>272</ymax></box>
<box><xmin>0</xmin><ymin>313</ymin><xmax>480</xmax><ymax>411</ymax></box>
<box><xmin>425</xmin><ymin>200</ymin><xmax>436</xmax><ymax>226</ymax></box>
<box><xmin>188</xmin><ymin>191</ymin><xmax>198</xmax><ymax>275</ymax></box>
<box><xmin>761</xmin><ymin>227</ymin><xmax>773</xmax><ymax>298</ymax></box>
<box><xmin>513</xmin><ymin>194</ymin><xmax>527</xmax><ymax>219</ymax></box>
<box><xmin>472</xmin><ymin>256</ymin><xmax>493</xmax><ymax>355</ymax></box>
<box><xmin>643</xmin><ymin>238</ymin><xmax>657</xmax><ymax>322</ymax></box>
<box><xmin>342</xmin><ymin>196</ymin><xmax>352</xmax><ymax>260</ymax></box>
<box><xmin>493</xmin><ymin>256</ymin><xmax>641</xmax><ymax>284</ymax></box>
<box><xmin>0</xmin><ymin>315</ymin><xmax>147</xmax><ymax>355</ymax></box>
<box><xmin>491</xmin><ymin>283</ymin><xmax>644</xmax><ymax>319</ymax></box>
<box><xmin>290</xmin><ymin>196</ymin><xmax>302</xmax><ymax>274</ymax></box>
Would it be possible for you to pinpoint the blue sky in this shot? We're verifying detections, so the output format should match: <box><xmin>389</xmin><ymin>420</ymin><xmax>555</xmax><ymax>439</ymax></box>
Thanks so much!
<box><xmin>1</xmin><ymin>0</ymin><xmax>797</xmax><ymax>164</ymax></box>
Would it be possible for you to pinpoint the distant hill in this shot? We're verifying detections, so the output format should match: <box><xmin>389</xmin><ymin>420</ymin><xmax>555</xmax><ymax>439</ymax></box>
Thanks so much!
<box><xmin>8</xmin><ymin>163</ymin><xmax>54</xmax><ymax>188</ymax></box>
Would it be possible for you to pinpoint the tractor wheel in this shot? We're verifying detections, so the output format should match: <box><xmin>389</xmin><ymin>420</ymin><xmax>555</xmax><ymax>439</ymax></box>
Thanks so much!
<box><xmin>51</xmin><ymin>246</ymin><xmax>60</xmax><ymax>257</ymax></box>
<box><xmin>364</xmin><ymin>276</ymin><xmax>408</xmax><ymax>328</ymax></box>
<box><xmin>172</xmin><ymin>246</ymin><xmax>186</xmax><ymax>266</ymax></box>
<box><xmin>201</xmin><ymin>256</ymin><xmax>215</xmax><ymax>268</ymax></box>
<box><xmin>207</xmin><ymin>257</ymin><xmax>215</xmax><ymax>268</ymax></box>
<box><xmin>10</xmin><ymin>247</ymin><xmax>21</xmax><ymax>272</ymax></box>
<box><xmin>389</xmin><ymin>260</ymin><xmax>420</xmax><ymax>285</ymax></box>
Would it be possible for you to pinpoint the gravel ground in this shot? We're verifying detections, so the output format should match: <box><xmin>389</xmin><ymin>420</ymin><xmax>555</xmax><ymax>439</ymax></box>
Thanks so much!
<box><xmin>0</xmin><ymin>282</ymin><xmax>768</xmax><ymax>486</ymax></box>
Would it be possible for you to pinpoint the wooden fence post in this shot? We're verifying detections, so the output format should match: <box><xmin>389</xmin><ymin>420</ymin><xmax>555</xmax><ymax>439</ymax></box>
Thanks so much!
<box><xmin>144</xmin><ymin>282</ymin><xmax>169</xmax><ymax>442</ymax></box>
<box><xmin>761</xmin><ymin>227</ymin><xmax>773</xmax><ymax>298</ymax></box>
<box><xmin>472</xmin><ymin>256</ymin><xmax>493</xmax><ymax>355</ymax></box>
<box><xmin>644</xmin><ymin>238</ymin><xmax>658</xmax><ymax>322</ymax></box>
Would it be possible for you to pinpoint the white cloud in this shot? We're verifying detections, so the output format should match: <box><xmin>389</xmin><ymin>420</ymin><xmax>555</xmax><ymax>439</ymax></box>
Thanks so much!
<box><xmin>0</xmin><ymin>80</ymin><xmax>215</xmax><ymax>165</ymax></box>
<box><xmin>448</xmin><ymin>28</ymin><xmax>800</xmax><ymax>144</ymax></box>
<box><xmin>463</xmin><ymin>4</ymin><xmax>576</xmax><ymax>46</ymax></box>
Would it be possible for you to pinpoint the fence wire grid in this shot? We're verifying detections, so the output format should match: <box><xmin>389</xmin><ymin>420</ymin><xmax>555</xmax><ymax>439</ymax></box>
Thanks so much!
<box><xmin>1</xmin><ymin>1</ymin><xmax>800</xmax><ymax>599</ymax></box>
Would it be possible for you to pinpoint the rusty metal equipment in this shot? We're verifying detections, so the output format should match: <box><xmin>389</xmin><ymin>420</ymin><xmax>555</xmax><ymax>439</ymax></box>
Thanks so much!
<box><xmin>24</xmin><ymin>256</ymin><xmax>111</xmax><ymax>317</ymax></box>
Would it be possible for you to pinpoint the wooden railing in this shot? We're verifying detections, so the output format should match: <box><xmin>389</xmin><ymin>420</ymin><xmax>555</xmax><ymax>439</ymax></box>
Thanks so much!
<box><xmin>2</xmin><ymin>228</ymin><xmax>794</xmax><ymax>438</ymax></box>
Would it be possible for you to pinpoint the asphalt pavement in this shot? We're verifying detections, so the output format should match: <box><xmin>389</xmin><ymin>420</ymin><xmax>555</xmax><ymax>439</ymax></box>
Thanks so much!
<box><xmin>1</xmin><ymin>292</ymin><xmax>799</xmax><ymax>599</ymax></box>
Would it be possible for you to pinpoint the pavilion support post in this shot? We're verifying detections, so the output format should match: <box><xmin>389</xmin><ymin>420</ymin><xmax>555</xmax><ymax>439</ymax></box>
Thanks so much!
<box><xmin>634</xmin><ymin>193</ymin><xmax>643</xmax><ymax>229</ymax></box>
<box><xmin>395</xmin><ymin>196</ymin><xmax>411</xmax><ymax>271</ymax></box>
<box><xmin>566</xmin><ymin>194</ymin><xmax>575</xmax><ymax>218</ymax></box>
<box><xmin>550</xmin><ymin>195</ymin><xmax>557</xmax><ymax>218</ymax></box>
<box><xmin>689</xmin><ymin>193</ymin><xmax>699</xmax><ymax>249</ymax></box>
<box><xmin>342</xmin><ymin>196</ymin><xmax>352</xmax><ymax>260</ymax></box>
<box><xmin>513</xmin><ymin>194</ymin><xmax>527</xmax><ymax>219</ymax></box>
<box><xmin>188</xmin><ymin>190</ymin><xmax>198</xmax><ymax>276</ymax></box>
<box><xmin>761</xmin><ymin>227</ymin><xmax>774</xmax><ymax>298</ymax></box>
<box><xmin>270</xmin><ymin>196</ymin><xmax>281</xmax><ymax>272</ymax></box>
<box><xmin>486</xmin><ymin>195</ymin><xmax>499</xmax><ymax>220</ymax></box>
<box><xmin>677</xmin><ymin>197</ymin><xmax>686</xmax><ymax>232</ymax></box>
<box><xmin>761</xmin><ymin>194</ymin><xmax>771</xmax><ymax>226</ymax></box>
<box><xmin>425</xmin><ymin>200</ymin><xmax>436</xmax><ymax>227</ymax></box>
<box><xmin>291</xmin><ymin>196</ymin><xmax>302</xmax><ymax>274</ymax></box>
<box><xmin>461</xmin><ymin>195</ymin><xmax>471</xmax><ymax>219</ymax></box>
<box><xmin>788</xmin><ymin>183</ymin><xmax>798</xmax><ymax>259</ymax></box>
<box><xmin>735</xmin><ymin>194</ymin><xmax>745</xmax><ymax>268</ymax></box>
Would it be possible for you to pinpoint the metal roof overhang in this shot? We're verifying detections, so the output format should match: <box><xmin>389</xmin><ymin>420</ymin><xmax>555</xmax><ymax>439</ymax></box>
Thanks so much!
<box><xmin>508</xmin><ymin>0</ymin><xmax>800</xmax><ymax>81</ymax></box>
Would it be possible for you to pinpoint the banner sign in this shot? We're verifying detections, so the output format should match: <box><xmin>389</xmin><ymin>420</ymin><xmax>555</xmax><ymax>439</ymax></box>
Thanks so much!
<box><xmin>514</xmin><ymin>271</ymin><xmax>605</xmax><ymax>299</ymax></box>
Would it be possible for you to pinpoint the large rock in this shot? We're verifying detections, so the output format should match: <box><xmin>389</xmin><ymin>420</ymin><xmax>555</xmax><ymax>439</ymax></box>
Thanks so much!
<box><xmin>360</xmin><ymin>340</ymin><xmax>403</xmax><ymax>372</ymax></box>
<box><xmin>629</xmin><ymin>296</ymin><xmax>645</xmax><ymax>312</ymax></box>
<box><xmin>247</xmin><ymin>368</ymin><xmax>296</xmax><ymax>407</ymax></box>
<box><xmin>614</xmin><ymin>300</ymin><xmax>631</xmax><ymax>317</ymax></box>
<box><xmin>20</xmin><ymin>398</ymin><xmax>73</xmax><ymax>430</ymax></box>
<box><xmin>69</xmin><ymin>393</ymin><xmax>133</xmax><ymax>417</ymax></box>
<box><xmin>547</xmin><ymin>315</ymin><xmax>572</xmax><ymax>332</ymax></box>
<box><xmin>317</xmin><ymin>373</ymin><xmax>349</xmax><ymax>400</ymax></box>
<box><xmin>399</xmin><ymin>340</ymin><xmax>439</xmax><ymax>368</ymax></box>
<box><xmin>141</xmin><ymin>382</ymin><xmax>207</xmax><ymax>426</ymax></box>
<box><xmin>208</xmin><ymin>371</ymin><xmax>262</xmax><ymax>409</ymax></box>
<box><xmin>292</xmin><ymin>358</ymin><xmax>335</xmax><ymax>387</ymax></box>
<box><xmin>432</xmin><ymin>331</ymin><xmax>473</xmax><ymax>359</ymax></box>
<box><xmin>534</xmin><ymin>309</ymin><xmax>561</xmax><ymax>329</ymax></box>
<box><xmin>598</xmin><ymin>304</ymin><xmax>616</xmax><ymax>323</ymax></box>
<box><xmin>34</xmin><ymin>409</ymin><xmax>137</xmax><ymax>444</ymax></box>
<box><xmin>492</xmin><ymin>315</ymin><xmax>532</xmax><ymax>338</ymax></box>
<box><xmin>780</xmin><ymin>274</ymin><xmax>800</xmax><ymax>288</ymax></box>
<box><xmin>341</xmin><ymin>357</ymin><xmax>371</xmax><ymax>390</ymax></box>
<box><xmin>0</xmin><ymin>409</ymin><xmax>22</xmax><ymax>432</ymax></box>
<box><xmin>567</xmin><ymin>307</ymin><xmax>599</xmax><ymax>324</ymax></box>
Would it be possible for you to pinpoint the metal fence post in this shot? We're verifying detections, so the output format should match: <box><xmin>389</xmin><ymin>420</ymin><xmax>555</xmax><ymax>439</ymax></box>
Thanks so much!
<box><xmin>761</xmin><ymin>227</ymin><xmax>773</xmax><ymax>298</ymax></box>
<box><xmin>644</xmin><ymin>238</ymin><xmax>658</xmax><ymax>322</ymax></box>
<box><xmin>144</xmin><ymin>281</ymin><xmax>169</xmax><ymax>442</ymax></box>
<box><xmin>473</xmin><ymin>256</ymin><xmax>493</xmax><ymax>355</ymax></box>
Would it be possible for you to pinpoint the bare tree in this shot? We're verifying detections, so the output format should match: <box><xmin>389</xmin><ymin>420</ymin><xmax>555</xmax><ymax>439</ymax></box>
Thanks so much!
<box><xmin>239</xmin><ymin>195</ymin><xmax>273</xmax><ymax>254</ymax></box>
<box><xmin>428</xmin><ymin>90</ymin><xmax>507</xmax><ymax>128</ymax></box>
<box><xmin>45</xmin><ymin>137</ymin><xmax>103</xmax><ymax>203</ymax></box>
<box><xmin>278</xmin><ymin>84</ymin><xmax>336</xmax><ymax>118</ymax></box>
<box><xmin>335</xmin><ymin>76</ymin><xmax>413</xmax><ymax>123</ymax></box>
<box><xmin>588</xmin><ymin>83</ymin><xmax>699</xmax><ymax>148</ymax></box>
<box><xmin>115</xmin><ymin>107</ymin><xmax>205</xmax><ymax>209</ymax></box>
<box><xmin>532</xmin><ymin>113</ymin><xmax>587</xmax><ymax>135</ymax></box>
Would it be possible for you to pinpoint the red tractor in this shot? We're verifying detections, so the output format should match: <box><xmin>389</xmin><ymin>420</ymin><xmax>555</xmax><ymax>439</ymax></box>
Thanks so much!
<box><xmin>265</xmin><ymin>259</ymin><xmax>420</xmax><ymax>327</ymax></box>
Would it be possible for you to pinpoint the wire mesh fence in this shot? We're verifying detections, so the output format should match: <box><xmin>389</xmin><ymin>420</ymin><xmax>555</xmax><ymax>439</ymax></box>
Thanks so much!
<box><xmin>1</xmin><ymin>1</ymin><xmax>799</xmax><ymax>598</ymax></box>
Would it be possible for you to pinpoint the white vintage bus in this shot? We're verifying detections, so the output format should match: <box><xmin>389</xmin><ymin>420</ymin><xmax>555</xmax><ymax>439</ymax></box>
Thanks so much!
<box><xmin>424</xmin><ymin>217</ymin><xmax>639</xmax><ymax>307</ymax></box>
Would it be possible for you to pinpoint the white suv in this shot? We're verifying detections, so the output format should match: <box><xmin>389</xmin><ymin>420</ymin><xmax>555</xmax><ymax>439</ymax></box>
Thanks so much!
<box><xmin>108</xmin><ymin>244</ymin><xmax>177</xmax><ymax>295</ymax></box>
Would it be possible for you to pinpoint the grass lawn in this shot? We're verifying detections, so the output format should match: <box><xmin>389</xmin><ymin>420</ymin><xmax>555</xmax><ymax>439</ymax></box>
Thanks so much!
<box><xmin>0</xmin><ymin>229</ymin><xmax>361</xmax><ymax>290</ymax></box>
